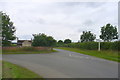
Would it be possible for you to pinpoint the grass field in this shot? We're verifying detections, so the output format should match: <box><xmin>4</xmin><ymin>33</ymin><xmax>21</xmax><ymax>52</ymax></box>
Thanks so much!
<box><xmin>56</xmin><ymin>47</ymin><xmax>120</xmax><ymax>62</ymax></box>
<box><xmin>2</xmin><ymin>61</ymin><xmax>43</xmax><ymax>79</ymax></box>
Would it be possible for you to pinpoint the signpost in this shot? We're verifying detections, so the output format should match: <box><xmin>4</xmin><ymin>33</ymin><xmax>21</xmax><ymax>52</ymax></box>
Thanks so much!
<box><xmin>96</xmin><ymin>39</ymin><xmax>102</xmax><ymax>51</ymax></box>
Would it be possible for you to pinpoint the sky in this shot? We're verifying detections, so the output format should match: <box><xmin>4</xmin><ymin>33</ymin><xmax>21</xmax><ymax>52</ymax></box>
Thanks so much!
<box><xmin>0</xmin><ymin>0</ymin><xmax>118</xmax><ymax>42</ymax></box>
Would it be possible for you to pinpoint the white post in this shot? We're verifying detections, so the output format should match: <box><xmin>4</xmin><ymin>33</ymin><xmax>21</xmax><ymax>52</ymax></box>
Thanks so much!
<box><xmin>98</xmin><ymin>42</ymin><xmax>100</xmax><ymax>51</ymax></box>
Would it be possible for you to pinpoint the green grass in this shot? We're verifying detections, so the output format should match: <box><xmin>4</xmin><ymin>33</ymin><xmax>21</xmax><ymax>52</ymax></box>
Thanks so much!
<box><xmin>2</xmin><ymin>61</ymin><xmax>43</xmax><ymax>79</ymax></box>
<box><xmin>3</xmin><ymin>50</ymin><xmax>57</xmax><ymax>54</ymax></box>
<box><xmin>56</xmin><ymin>47</ymin><xmax>120</xmax><ymax>62</ymax></box>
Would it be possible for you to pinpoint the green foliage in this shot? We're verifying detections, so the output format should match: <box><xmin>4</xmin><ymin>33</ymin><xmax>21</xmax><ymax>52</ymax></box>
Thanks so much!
<box><xmin>58</xmin><ymin>40</ymin><xmax>64</xmax><ymax>44</ymax></box>
<box><xmin>64</xmin><ymin>39</ymin><xmax>72</xmax><ymax>44</ymax></box>
<box><xmin>46</xmin><ymin>36</ymin><xmax>56</xmax><ymax>46</ymax></box>
<box><xmin>100</xmin><ymin>23</ymin><xmax>118</xmax><ymax>42</ymax></box>
<box><xmin>63</xmin><ymin>42</ymin><xmax>98</xmax><ymax>50</ymax></box>
<box><xmin>2</xmin><ymin>41</ymin><xmax>11</xmax><ymax>46</ymax></box>
<box><xmin>80</xmin><ymin>31</ymin><xmax>96</xmax><ymax>42</ymax></box>
<box><xmin>56</xmin><ymin>40</ymin><xmax>64</xmax><ymax>47</ymax></box>
<box><xmin>0</xmin><ymin>12</ymin><xmax>16</xmax><ymax>46</ymax></box>
<box><xmin>111</xmin><ymin>41</ymin><xmax>120</xmax><ymax>50</ymax></box>
<box><xmin>57</xmin><ymin>41</ymin><xmax>120</xmax><ymax>51</ymax></box>
<box><xmin>32</xmin><ymin>33</ymin><xmax>56</xmax><ymax>47</ymax></box>
<box><xmin>32</xmin><ymin>33</ymin><xmax>47</xmax><ymax>46</ymax></box>
<box><xmin>100</xmin><ymin>41</ymin><xmax>120</xmax><ymax>50</ymax></box>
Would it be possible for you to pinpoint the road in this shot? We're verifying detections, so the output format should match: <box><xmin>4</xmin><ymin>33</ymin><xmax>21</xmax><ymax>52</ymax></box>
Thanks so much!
<box><xmin>3</xmin><ymin>49</ymin><xmax>118</xmax><ymax>78</ymax></box>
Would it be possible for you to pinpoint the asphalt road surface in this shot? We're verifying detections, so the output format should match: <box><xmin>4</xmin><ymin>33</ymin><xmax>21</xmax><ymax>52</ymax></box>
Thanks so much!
<box><xmin>3</xmin><ymin>49</ymin><xmax>118</xmax><ymax>78</ymax></box>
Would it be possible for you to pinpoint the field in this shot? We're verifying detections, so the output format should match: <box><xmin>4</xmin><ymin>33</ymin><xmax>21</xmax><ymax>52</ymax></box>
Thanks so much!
<box><xmin>56</xmin><ymin>47</ymin><xmax>120</xmax><ymax>62</ymax></box>
<box><xmin>2</xmin><ymin>61</ymin><xmax>43</xmax><ymax>78</ymax></box>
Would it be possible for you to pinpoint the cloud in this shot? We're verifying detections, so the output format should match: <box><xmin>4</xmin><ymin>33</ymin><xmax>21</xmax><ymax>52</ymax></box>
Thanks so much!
<box><xmin>0</xmin><ymin>1</ymin><xmax>118</xmax><ymax>42</ymax></box>
<box><xmin>83</xmin><ymin>20</ymin><xmax>93</xmax><ymax>26</ymax></box>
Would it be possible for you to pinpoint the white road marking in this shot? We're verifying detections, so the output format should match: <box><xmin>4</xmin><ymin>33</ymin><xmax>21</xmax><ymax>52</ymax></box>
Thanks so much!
<box><xmin>69</xmin><ymin>54</ymin><xmax>72</xmax><ymax>56</ymax></box>
<box><xmin>86</xmin><ymin>57</ymin><xmax>89</xmax><ymax>59</ymax></box>
<box><xmin>69</xmin><ymin>54</ymin><xmax>92</xmax><ymax>60</ymax></box>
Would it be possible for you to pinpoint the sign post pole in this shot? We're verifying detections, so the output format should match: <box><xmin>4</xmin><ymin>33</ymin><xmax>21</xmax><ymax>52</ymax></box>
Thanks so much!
<box><xmin>98</xmin><ymin>42</ymin><xmax>100</xmax><ymax>51</ymax></box>
<box><xmin>96</xmin><ymin>39</ymin><xmax>101</xmax><ymax>51</ymax></box>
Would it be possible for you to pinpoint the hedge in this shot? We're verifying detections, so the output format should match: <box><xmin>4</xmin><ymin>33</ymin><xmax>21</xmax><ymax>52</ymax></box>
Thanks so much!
<box><xmin>58</xmin><ymin>41</ymin><xmax>120</xmax><ymax>51</ymax></box>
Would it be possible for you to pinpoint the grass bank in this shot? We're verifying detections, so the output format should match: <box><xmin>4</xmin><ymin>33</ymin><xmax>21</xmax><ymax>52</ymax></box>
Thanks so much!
<box><xmin>56</xmin><ymin>47</ymin><xmax>120</xmax><ymax>62</ymax></box>
<box><xmin>2</xmin><ymin>61</ymin><xmax>43</xmax><ymax>79</ymax></box>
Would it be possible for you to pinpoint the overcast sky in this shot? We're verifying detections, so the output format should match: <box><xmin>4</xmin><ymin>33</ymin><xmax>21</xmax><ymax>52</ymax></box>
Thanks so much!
<box><xmin>0</xmin><ymin>1</ymin><xmax>118</xmax><ymax>42</ymax></box>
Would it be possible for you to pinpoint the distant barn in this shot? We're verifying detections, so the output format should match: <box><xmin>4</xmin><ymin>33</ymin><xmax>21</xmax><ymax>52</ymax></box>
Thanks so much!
<box><xmin>17</xmin><ymin>40</ymin><xmax>32</xmax><ymax>47</ymax></box>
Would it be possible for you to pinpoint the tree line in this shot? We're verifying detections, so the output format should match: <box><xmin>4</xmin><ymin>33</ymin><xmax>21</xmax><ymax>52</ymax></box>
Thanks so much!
<box><xmin>1</xmin><ymin>12</ymin><xmax>119</xmax><ymax>47</ymax></box>
<box><xmin>80</xmin><ymin>24</ymin><xmax>118</xmax><ymax>42</ymax></box>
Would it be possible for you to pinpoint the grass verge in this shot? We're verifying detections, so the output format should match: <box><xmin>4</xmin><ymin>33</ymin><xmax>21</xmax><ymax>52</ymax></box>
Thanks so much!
<box><xmin>56</xmin><ymin>47</ymin><xmax>120</xmax><ymax>62</ymax></box>
<box><xmin>2</xmin><ymin>61</ymin><xmax>43</xmax><ymax>79</ymax></box>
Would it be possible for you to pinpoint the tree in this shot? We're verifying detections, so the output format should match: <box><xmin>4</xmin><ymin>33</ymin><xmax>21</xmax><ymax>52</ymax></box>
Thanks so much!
<box><xmin>32</xmin><ymin>33</ymin><xmax>47</xmax><ymax>46</ymax></box>
<box><xmin>1</xmin><ymin>12</ymin><xmax>16</xmax><ymax>46</ymax></box>
<box><xmin>80</xmin><ymin>31</ymin><xmax>96</xmax><ymax>42</ymax></box>
<box><xmin>58</xmin><ymin>40</ymin><xmax>64</xmax><ymax>44</ymax></box>
<box><xmin>64</xmin><ymin>39</ymin><xmax>71</xmax><ymax>44</ymax></box>
<box><xmin>100</xmin><ymin>23</ymin><xmax>118</xmax><ymax>42</ymax></box>
<box><xmin>32</xmin><ymin>33</ymin><xmax>56</xmax><ymax>47</ymax></box>
<box><xmin>46</xmin><ymin>36</ymin><xmax>56</xmax><ymax>46</ymax></box>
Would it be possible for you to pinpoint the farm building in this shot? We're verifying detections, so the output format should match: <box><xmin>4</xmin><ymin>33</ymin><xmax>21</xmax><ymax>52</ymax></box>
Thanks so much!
<box><xmin>17</xmin><ymin>40</ymin><xmax>32</xmax><ymax>47</ymax></box>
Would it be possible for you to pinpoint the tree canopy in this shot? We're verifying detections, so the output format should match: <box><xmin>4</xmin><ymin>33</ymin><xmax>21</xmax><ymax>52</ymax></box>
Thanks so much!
<box><xmin>64</xmin><ymin>39</ymin><xmax>72</xmax><ymax>44</ymax></box>
<box><xmin>80</xmin><ymin>31</ymin><xmax>96</xmax><ymax>42</ymax></box>
<box><xmin>32</xmin><ymin>33</ymin><xmax>56</xmax><ymax>47</ymax></box>
<box><xmin>1</xmin><ymin>12</ymin><xmax>16</xmax><ymax>46</ymax></box>
<box><xmin>58</xmin><ymin>40</ymin><xmax>64</xmax><ymax>44</ymax></box>
<box><xmin>100</xmin><ymin>23</ymin><xmax>118</xmax><ymax>42</ymax></box>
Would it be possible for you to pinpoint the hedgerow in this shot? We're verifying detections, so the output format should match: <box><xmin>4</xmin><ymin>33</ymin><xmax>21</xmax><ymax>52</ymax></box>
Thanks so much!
<box><xmin>57</xmin><ymin>41</ymin><xmax>120</xmax><ymax>51</ymax></box>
